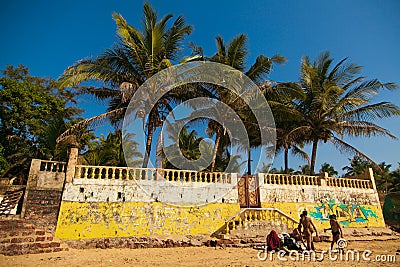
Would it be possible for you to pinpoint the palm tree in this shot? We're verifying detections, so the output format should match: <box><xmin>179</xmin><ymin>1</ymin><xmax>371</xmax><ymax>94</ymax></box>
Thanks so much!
<box><xmin>82</xmin><ymin>130</ymin><xmax>141</xmax><ymax>167</ymax></box>
<box><xmin>342</xmin><ymin>156</ymin><xmax>370</xmax><ymax>176</ymax></box>
<box><xmin>389</xmin><ymin>164</ymin><xmax>400</xmax><ymax>193</ymax></box>
<box><xmin>259</xmin><ymin>81</ymin><xmax>309</xmax><ymax>173</ymax></box>
<box><xmin>289</xmin><ymin>52</ymin><xmax>400</xmax><ymax>174</ymax></box>
<box><xmin>374</xmin><ymin>162</ymin><xmax>392</xmax><ymax>193</ymax></box>
<box><xmin>163</xmin><ymin>125</ymin><xmax>205</xmax><ymax>170</ymax></box>
<box><xmin>319</xmin><ymin>162</ymin><xmax>338</xmax><ymax>177</ymax></box>
<box><xmin>192</xmin><ymin>34</ymin><xmax>286</xmax><ymax>172</ymax></box>
<box><xmin>57</xmin><ymin>3</ymin><xmax>193</xmax><ymax>168</ymax></box>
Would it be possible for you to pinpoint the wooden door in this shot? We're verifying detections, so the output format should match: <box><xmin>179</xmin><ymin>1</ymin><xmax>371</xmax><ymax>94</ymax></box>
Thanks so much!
<box><xmin>237</xmin><ymin>174</ymin><xmax>261</xmax><ymax>208</ymax></box>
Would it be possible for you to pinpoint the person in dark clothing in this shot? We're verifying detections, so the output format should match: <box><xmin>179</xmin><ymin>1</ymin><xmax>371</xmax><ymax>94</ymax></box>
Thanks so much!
<box><xmin>298</xmin><ymin>210</ymin><xmax>318</xmax><ymax>250</ymax></box>
<box><xmin>324</xmin><ymin>214</ymin><xmax>343</xmax><ymax>250</ymax></box>
<box><xmin>266</xmin><ymin>230</ymin><xmax>281</xmax><ymax>251</ymax></box>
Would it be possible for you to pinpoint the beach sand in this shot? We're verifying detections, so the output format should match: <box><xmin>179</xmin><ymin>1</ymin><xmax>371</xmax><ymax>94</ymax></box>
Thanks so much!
<box><xmin>0</xmin><ymin>239</ymin><xmax>398</xmax><ymax>267</ymax></box>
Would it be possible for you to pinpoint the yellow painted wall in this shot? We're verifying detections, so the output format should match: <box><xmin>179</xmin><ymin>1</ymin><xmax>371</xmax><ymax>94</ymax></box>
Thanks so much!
<box><xmin>261</xmin><ymin>202</ymin><xmax>385</xmax><ymax>229</ymax></box>
<box><xmin>55</xmin><ymin>201</ymin><xmax>240</xmax><ymax>240</ymax></box>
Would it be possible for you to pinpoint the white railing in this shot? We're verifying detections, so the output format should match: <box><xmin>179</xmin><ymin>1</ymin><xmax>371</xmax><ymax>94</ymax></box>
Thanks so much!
<box><xmin>326</xmin><ymin>177</ymin><xmax>372</xmax><ymax>189</ymax></box>
<box><xmin>258</xmin><ymin>173</ymin><xmax>372</xmax><ymax>189</ymax></box>
<box><xmin>223</xmin><ymin>208</ymin><xmax>298</xmax><ymax>234</ymax></box>
<box><xmin>74</xmin><ymin>165</ymin><xmax>232</xmax><ymax>184</ymax></box>
<box><xmin>33</xmin><ymin>159</ymin><xmax>373</xmax><ymax>189</ymax></box>
<box><xmin>259</xmin><ymin>173</ymin><xmax>320</xmax><ymax>186</ymax></box>
<box><xmin>39</xmin><ymin>160</ymin><xmax>67</xmax><ymax>173</ymax></box>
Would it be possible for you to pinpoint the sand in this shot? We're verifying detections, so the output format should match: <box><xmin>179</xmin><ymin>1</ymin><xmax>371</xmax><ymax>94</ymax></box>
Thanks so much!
<box><xmin>0</xmin><ymin>240</ymin><xmax>399</xmax><ymax>267</ymax></box>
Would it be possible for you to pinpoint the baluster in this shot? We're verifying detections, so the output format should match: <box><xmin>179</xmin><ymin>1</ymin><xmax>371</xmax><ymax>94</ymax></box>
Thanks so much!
<box><xmin>100</xmin><ymin>167</ymin><xmax>104</xmax><ymax>179</ymax></box>
<box><xmin>82</xmin><ymin>167</ymin><xmax>87</xmax><ymax>179</ymax></box>
<box><xmin>165</xmin><ymin>170</ymin><xmax>169</xmax><ymax>181</ymax></box>
<box><xmin>75</xmin><ymin>166</ymin><xmax>81</xmax><ymax>179</ymax></box>
<box><xmin>238</xmin><ymin>216</ymin><xmax>242</xmax><ymax>227</ymax></box>
<box><xmin>225</xmin><ymin>223</ymin><xmax>230</xmax><ymax>234</ymax></box>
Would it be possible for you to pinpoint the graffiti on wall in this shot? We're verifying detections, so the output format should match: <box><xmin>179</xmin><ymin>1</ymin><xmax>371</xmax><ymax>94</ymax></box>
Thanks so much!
<box><xmin>310</xmin><ymin>200</ymin><xmax>378</xmax><ymax>226</ymax></box>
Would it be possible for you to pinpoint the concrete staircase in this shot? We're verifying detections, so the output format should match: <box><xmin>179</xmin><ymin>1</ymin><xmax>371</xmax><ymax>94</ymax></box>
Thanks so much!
<box><xmin>0</xmin><ymin>219</ymin><xmax>69</xmax><ymax>256</ymax></box>
<box><xmin>214</xmin><ymin>208</ymin><xmax>298</xmax><ymax>240</ymax></box>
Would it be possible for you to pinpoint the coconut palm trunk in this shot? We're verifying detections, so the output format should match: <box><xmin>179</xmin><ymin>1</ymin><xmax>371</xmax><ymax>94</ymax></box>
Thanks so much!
<box><xmin>284</xmin><ymin>147</ymin><xmax>289</xmax><ymax>173</ymax></box>
<box><xmin>142</xmin><ymin>122</ymin><xmax>154</xmax><ymax>168</ymax></box>
<box><xmin>210</xmin><ymin>129</ymin><xmax>221</xmax><ymax>172</ymax></box>
<box><xmin>247</xmin><ymin>149</ymin><xmax>251</xmax><ymax>175</ymax></box>
<box><xmin>310</xmin><ymin>139</ymin><xmax>318</xmax><ymax>175</ymax></box>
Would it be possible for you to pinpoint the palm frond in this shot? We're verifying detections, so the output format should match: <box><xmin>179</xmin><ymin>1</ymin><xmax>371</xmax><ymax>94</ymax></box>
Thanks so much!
<box><xmin>330</xmin><ymin>137</ymin><xmax>381</xmax><ymax>171</ymax></box>
<box><xmin>56</xmin><ymin>108</ymin><xmax>126</xmax><ymax>143</ymax></box>
<box><xmin>334</xmin><ymin>121</ymin><xmax>397</xmax><ymax>139</ymax></box>
<box><xmin>340</xmin><ymin>102</ymin><xmax>400</xmax><ymax>121</ymax></box>
<box><xmin>227</xmin><ymin>34</ymin><xmax>247</xmax><ymax>70</ymax></box>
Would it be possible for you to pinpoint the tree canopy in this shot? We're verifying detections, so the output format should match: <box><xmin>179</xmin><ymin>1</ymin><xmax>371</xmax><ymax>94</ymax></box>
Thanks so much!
<box><xmin>0</xmin><ymin>65</ymin><xmax>84</xmax><ymax>182</ymax></box>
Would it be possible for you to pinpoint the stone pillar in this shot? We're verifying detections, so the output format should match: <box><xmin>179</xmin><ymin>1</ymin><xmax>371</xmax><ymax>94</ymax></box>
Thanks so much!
<box><xmin>367</xmin><ymin>168</ymin><xmax>377</xmax><ymax>192</ymax></box>
<box><xmin>320</xmin><ymin>172</ymin><xmax>328</xmax><ymax>187</ymax></box>
<box><xmin>65</xmin><ymin>148</ymin><xmax>79</xmax><ymax>183</ymax></box>
<box><xmin>21</xmin><ymin>159</ymin><xmax>41</xmax><ymax>218</ymax></box>
<box><xmin>367</xmin><ymin>167</ymin><xmax>381</xmax><ymax>205</ymax></box>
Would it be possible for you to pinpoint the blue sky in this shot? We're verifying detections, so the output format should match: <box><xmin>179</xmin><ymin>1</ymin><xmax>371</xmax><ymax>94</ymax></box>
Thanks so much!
<box><xmin>1</xmin><ymin>0</ymin><xmax>399</xmax><ymax>174</ymax></box>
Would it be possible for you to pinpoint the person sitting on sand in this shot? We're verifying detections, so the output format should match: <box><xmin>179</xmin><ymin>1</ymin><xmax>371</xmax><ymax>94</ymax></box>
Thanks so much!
<box><xmin>298</xmin><ymin>210</ymin><xmax>318</xmax><ymax>251</ymax></box>
<box><xmin>291</xmin><ymin>228</ymin><xmax>302</xmax><ymax>241</ymax></box>
<box><xmin>266</xmin><ymin>230</ymin><xmax>281</xmax><ymax>251</ymax></box>
<box><xmin>324</xmin><ymin>214</ymin><xmax>343</xmax><ymax>251</ymax></box>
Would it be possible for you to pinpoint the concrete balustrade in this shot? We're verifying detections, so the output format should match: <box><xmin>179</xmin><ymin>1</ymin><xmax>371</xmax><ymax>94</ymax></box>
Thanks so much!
<box><xmin>224</xmin><ymin>208</ymin><xmax>298</xmax><ymax>234</ymax></box>
<box><xmin>260</xmin><ymin>173</ymin><xmax>320</xmax><ymax>186</ymax></box>
<box><xmin>33</xmin><ymin>158</ymin><xmax>373</xmax><ymax>190</ymax></box>
<box><xmin>326</xmin><ymin>177</ymin><xmax>372</xmax><ymax>189</ymax></box>
<box><xmin>259</xmin><ymin>173</ymin><xmax>371</xmax><ymax>190</ymax></box>
<box><xmin>73</xmin><ymin>165</ymin><xmax>232</xmax><ymax>184</ymax></box>
<box><xmin>39</xmin><ymin>160</ymin><xmax>66</xmax><ymax>173</ymax></box>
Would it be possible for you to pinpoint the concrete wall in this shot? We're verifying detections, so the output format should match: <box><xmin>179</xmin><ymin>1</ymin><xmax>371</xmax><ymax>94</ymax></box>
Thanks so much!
<box><xmin>21</xmin><ymin>148</ymin><xmax>385</xmax><ymax>240</ymax></box>
<box><xmin>20</xmin><ymin>159</ymin><xmax>66</xmax><ymax>233</ymax></box>
<box><xmin>55</xmin><ymin>202</ymin><xmax>240</xmax><ymax>239</ymax></box>
<box><xmin>257</xmin><ymin>172</ymin><xmax>385</xmax><ymax>228</ymax></box>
